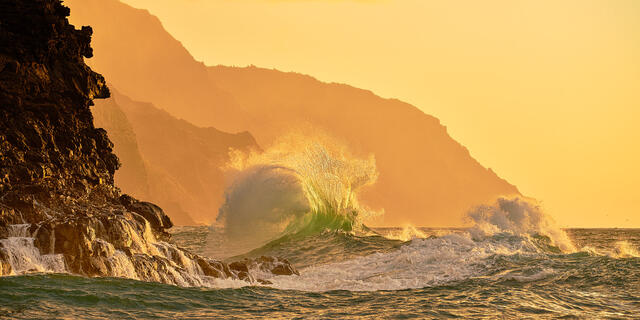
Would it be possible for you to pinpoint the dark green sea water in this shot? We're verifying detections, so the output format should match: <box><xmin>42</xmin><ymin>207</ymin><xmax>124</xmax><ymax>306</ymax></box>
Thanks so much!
<box><xmin>1</xmin><ymin>228</ymin><xmax>639</xmax><ymax>319</ymax></box>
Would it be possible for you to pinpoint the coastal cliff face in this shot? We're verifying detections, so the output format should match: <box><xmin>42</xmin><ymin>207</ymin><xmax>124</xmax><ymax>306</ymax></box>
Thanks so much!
<box><xmin>66</xmin><ymin>0</ymin><xmax>520</xmax><ymax>227</ymax></box>
<box><xmin>0</xmin><ymin>0</ymin><xmax>295</xmax><ymax>284</ymax></box>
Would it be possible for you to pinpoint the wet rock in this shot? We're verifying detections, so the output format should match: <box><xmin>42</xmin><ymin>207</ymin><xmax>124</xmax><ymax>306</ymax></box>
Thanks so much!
<box><xmin>229</xmin><ymin>260</ymin><xmax>250</xmax><ymax>273</ymax></box>
<box><xmin>197</xmin><ymin>258</ymin><xmax>232</xmax><ymax>279</ymax></box>
<box><xmin>229</xmin><ymin>256</ymin><xmax>300</xmax><ymax>277</ymax></box>
<box><xmin>236</xmin><ymin>271</ymin><xmax>254</xmax><ymax>282</ymax></box>
<box><xmin>256</xmin><ymin>256</ymin><xmax>299</xmax><ymax>276</ymax></box>
<box><xmin>119</xmin><ymin>194</ymin><xmax>172</xmax><ymax>233</ymax></box>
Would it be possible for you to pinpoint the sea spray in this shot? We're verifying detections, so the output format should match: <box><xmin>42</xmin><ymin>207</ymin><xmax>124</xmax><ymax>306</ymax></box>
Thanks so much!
<box><xmin>582</xmin><ymin>240</ymin><xmax>640</xmax><ymax>258</ymax></box>
<box><xmin>383</xmin><ymin>225</ymin><xmax>430</xmax><ymax>241</ymax></box>
<box><xmin>466</xmin><ymin>197</ymin><xmax>576</xmax><ymax>252</ymax></box>
<box><xmin>0</xmin><ymin>235</ymin><xmax>67</xmax><ymax>274</ymax></box>
<box><xmin>214</xmin><ymin>135</ymin><xmax>380</xmax><ymax>255</ymax></box>
<box><xmin>261</xmin><ymin>196</ymin><xmax>581</xmax><ymax>291</ymax></box>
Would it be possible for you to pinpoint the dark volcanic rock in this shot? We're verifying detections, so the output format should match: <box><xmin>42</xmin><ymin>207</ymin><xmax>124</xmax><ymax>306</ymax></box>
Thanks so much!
<box><xmin>0</xmin><ymin>0</ymin><xmax>296</xmax><ymax>286</ymax></box>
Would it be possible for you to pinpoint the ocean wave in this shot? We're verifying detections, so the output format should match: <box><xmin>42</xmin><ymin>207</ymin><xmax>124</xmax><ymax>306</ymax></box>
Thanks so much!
<box><xmin>225</xmin><ymin>197</ymin><xmax>583</xmax><ymax>292</ymax></box>
<box><xmin>212</xmin><ymin>136</ymin><xmax>379</xmax><ymax>256</ymax></box>
<box><xmin>266</xmin><ymin>232</ymin><xmax>555</xmax><ymax>292</ymax></box>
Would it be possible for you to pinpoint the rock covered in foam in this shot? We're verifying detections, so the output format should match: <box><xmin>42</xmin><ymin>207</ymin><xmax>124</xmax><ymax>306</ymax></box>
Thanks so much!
<box><xmin>230</xmin><ymin>256</ymin><xmax>300</xmax><ymax>276</ymax></box>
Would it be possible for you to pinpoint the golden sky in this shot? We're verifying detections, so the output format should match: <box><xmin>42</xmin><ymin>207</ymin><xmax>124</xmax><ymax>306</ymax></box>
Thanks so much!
<box><xmin>119</xmin><ymin>0</ymin><xmax>639</xmax><ymax>227</ymax></box>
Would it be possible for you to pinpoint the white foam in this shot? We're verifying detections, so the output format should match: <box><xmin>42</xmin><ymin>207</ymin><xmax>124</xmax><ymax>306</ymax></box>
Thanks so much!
<box><xmin>467</xmin><ymin>197</ymin><xmax>576</xmax><ymax>252</ymax></box>
<box><xmin>108</xmin><ymin>249</ymin><xmax>140</xmax><ymax>279</ymax></box>
<box><xmin>268</xmin><ymin>232</ymin><xmax>542</xmax><ymax>292</ymax></box>
<box><xmin>581</xmin><ymin>241</ymin><xmax>640</xmax><ymax>258</ymax></box>
<box><xmin>382</xmin><ymin>225</ymin><xmax>429</xmax><ymax>241</ymax></box>
<box><xmin>615</xmin><ymin>241</ymin><xmax>640</xmax><ymax>258</ymax></box>
<box><xmin>0</xmin><ymin>237</ymin><xmax>66</xmax><ymax>274</ymax></box>
<box><xmin>7</xmin><ymin>224</ymin><xmax>30</xmax><ymax>237</ymax></box>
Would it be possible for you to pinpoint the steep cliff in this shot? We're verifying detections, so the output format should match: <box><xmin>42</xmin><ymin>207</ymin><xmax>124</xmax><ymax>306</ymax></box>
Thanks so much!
<box><xmin>0</xmin><ymin>0</ymin><xmax>295</xmax><ymax>283</ymax></box>
<box><xmin>92</xmin><ymin>88</ymin><xmax>259</xmax><ymax>225</ymax></box>
<box><xmin>66</xmin><ymin>0</ymin><xmax>520</xmax><ymax>226</ymax></box>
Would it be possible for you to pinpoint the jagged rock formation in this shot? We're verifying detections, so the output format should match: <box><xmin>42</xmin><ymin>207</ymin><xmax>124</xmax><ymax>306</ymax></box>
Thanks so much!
<box><xmin>92</xmin><ymin>88</ymin><xmax>259</xmax><ymax>225</ymax></box>
<box><xmin>66</xmin><ymin>0</ymin><xmax>520</xmax><ymax>226</ymax></box>
<box><xmin>0</xmin><ymin>0</ymin><xmax>296</xmax><ymax>284</ymax></box>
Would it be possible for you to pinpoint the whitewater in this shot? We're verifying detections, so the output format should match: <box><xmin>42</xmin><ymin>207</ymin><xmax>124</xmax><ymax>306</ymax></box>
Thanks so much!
<box><xmin>1</xmin><ymin>140</ymin><xmax>639</xmax><ymax>318</ymax></box>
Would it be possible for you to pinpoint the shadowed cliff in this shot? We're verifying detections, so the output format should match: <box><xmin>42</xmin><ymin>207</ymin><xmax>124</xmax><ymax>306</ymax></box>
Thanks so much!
<box><xmin>66</xmin><ymin>0</ymin><xmax>520</xmax><ymax>226</ymax></box>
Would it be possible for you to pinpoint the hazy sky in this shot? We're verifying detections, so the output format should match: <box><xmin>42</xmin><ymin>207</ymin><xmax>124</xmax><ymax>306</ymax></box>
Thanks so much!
<box><xmin>120</xmin><ymin>0</ymin><xmax>639</xmax><ymax>227</ymax></box>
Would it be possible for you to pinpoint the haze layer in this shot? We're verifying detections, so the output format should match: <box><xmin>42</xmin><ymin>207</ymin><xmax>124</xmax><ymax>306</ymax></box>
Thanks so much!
<box><xmin>114</xmin><ymin>0</ymin><xmax>640</xmax><ymax>227</ymax></box>
<box><xmin>67</xmin><ymin>0</ymin><xmax>519</xmax><ymax>226</ymax></box>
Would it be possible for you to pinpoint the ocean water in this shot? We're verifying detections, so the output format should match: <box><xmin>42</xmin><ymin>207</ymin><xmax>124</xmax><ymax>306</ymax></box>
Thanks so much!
<box><xmin>1</xmin><ymin>147</ymin><xmax>639</xmax><ymax>318</ymax></box>
<box><xmin>1</xmin><ymin>226</ymin><xmax>639</xmax><ymax>319</ymax></box>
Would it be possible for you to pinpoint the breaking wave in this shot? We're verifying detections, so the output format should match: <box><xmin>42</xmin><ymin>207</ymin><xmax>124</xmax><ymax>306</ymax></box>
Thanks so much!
<box><xmin>262</xmin><ymin>197</ymin><xmax>581</xmax><ymax>292</ymax></box>
<box><xmin>466</xmin><ymin>197</ymin><xmax>576</xmax><ymax>252</ymax></box>
<box><xmin>209</xmin><ymin>144</ymin><xmax>590</xmax><ymax>292</ymax></box>
<box><xmin>196</xmin><ymin>136</ymin><xmax>636</xmax><ymax>294</ymax></box>
<box><xmin>214</xmin><ymin>136</ymin><xmax>380</xmax><ymax>255</ymax></box>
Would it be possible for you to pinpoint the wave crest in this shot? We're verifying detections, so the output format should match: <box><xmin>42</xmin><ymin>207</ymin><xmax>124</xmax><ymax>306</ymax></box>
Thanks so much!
<box><xmin>216</xmin><ymin>136</ymin><xmax>379</xmax><ymax>252</ymax></box>
<box><xmin>467</xmin><ymin>197</ymin><xmax>576</xmax><ymax>252</ymax></box>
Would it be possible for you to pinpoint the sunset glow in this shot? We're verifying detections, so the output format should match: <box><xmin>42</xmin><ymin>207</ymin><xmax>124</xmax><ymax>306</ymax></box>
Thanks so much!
<box><xmin>119</xmin><ymin>0</ymin><xmax>640</xmax><ymax>227</ymax></box>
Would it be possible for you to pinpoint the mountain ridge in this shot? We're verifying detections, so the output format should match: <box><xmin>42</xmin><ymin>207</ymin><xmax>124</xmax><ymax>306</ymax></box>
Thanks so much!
<box><xmin>67</xmin><ymin>0</ymin><xmax>520</xmax><ymax>226</ymax></box>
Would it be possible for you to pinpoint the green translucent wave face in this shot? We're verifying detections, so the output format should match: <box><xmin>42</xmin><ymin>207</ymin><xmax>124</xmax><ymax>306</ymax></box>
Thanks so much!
<box><xmin>284</xmin><ymin>210</ymin><xmax>357</xmax><ymax>236</ymax></box>
<box><xmin>220</xmin><ymin>142</ymin><xmax>380</xmax><ymax>250</ymax></box>
<box><xmin>277</xmin><ymin>144</ymin><xmax>379</xmax><ymax>237</ymax></box>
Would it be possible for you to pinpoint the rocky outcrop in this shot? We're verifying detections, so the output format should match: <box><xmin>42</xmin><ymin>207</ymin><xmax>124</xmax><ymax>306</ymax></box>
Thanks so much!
<box><xmin>197</xmin><ymin>256</ymin><xmax>299</xmax><ymax>284</ymax></box>
<box><xmin>0</xmin><ymin>0</ymin><xmax>296</xmax><ymax>285</ymax></box>
<box><xmin>0</xmin><ymin>0</ymin><xmax>116</xmax><ymax>227</ymax></box>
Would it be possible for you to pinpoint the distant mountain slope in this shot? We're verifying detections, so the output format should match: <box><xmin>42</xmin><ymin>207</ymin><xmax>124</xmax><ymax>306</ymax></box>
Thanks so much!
<box><xmin>68</xmin><ymin>0</ymin><xmax>519</xmax><ymax>226</ymax></box>
<box><xmin>93</xmin><ymin>89</ymin><xmax>259</xmax><ymax>225</ymax></box>
<box><xmin>66</xmin><ymin>0</ymin><xmax>250</xmax><ymax>133</ymax></box>
<box><xmin>208</xmin><ymin>66</ymin><xmax>520</xmax><ymax>226</ymax></box>
<box><xmin>90</xmin><ymin>94</ymin><xmax>150</xmax><ymax>198</ymax></box>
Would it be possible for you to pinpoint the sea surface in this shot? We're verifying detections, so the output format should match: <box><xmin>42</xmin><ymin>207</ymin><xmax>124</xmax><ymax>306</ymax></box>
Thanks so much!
<box><xmin>1</xmin><ymin>227</ymin><xmax>639</xmax><ymax>319</ymax></box>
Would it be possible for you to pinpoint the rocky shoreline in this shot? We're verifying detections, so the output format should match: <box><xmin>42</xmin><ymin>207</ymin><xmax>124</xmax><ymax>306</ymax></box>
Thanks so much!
<box><xmin>0</xmin><ymin>0</ymin><xmax>296</xmax><ymax>285</ymax></box>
